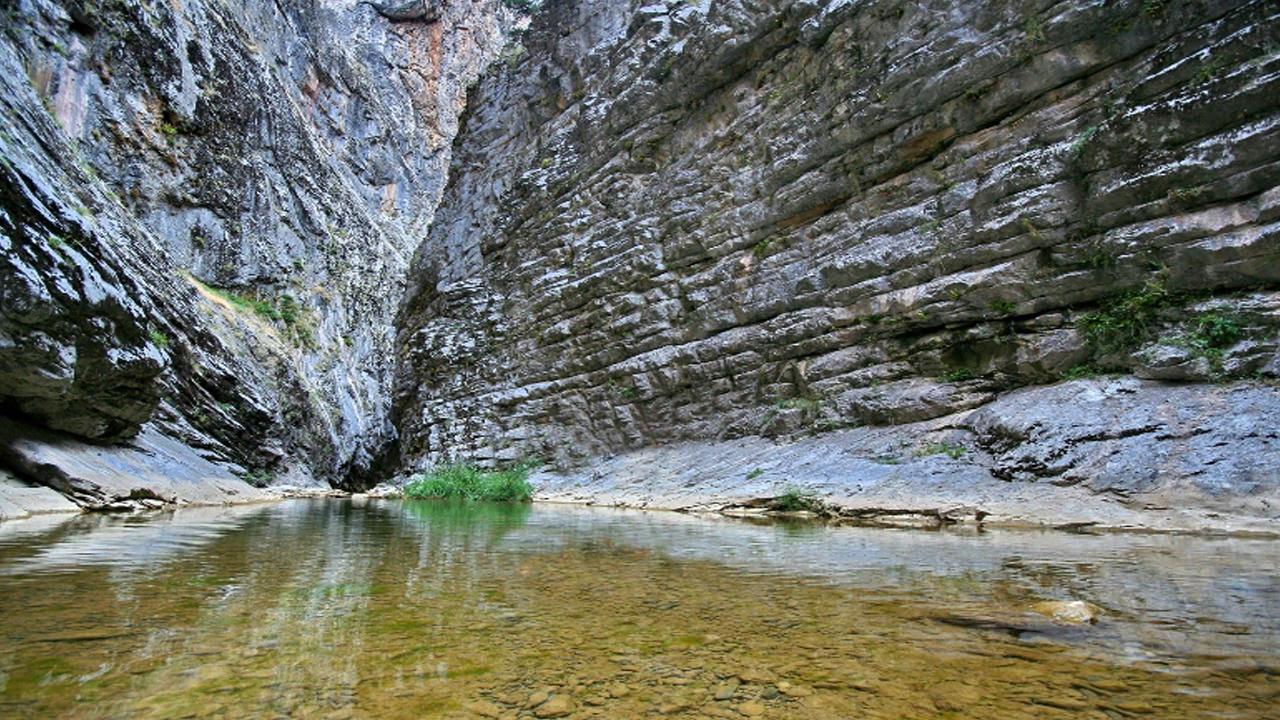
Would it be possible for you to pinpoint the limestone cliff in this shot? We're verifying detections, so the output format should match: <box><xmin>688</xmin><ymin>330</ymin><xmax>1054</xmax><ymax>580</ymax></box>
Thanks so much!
<box><xmin>0</xmin><ymin>0</ymin><xmax>517</xmax><ymax>514</ymax></box>
<box><xmin>396</xmin><ymin>0</ymin><xmax>1280</xmax><ymax>530</ymax></box>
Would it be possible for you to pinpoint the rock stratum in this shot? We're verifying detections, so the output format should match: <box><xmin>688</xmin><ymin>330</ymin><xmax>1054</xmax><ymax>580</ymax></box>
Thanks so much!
<box><xmin>2</xmin><ymin>0</ymin><xmax>1279</xmax><ymax>532</ymax></box>
<box><xmin>395</xmin><ymin>0</ymin><xmax>1280</xmax><ymax>530</ymax></box>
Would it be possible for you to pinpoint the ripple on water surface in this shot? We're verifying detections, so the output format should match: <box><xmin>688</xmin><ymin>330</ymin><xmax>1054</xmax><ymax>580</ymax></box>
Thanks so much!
<box><xmin>0</xmin><ymin>499</ymin><xmax>1277</xmax><ymax>718</ymax></box>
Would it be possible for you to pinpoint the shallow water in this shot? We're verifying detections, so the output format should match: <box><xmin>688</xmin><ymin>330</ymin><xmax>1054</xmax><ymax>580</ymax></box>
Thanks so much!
<box><xmin>0</xmin><ymin>499</ymin><xmax>1277</xmax><ymax>719</ymax></box>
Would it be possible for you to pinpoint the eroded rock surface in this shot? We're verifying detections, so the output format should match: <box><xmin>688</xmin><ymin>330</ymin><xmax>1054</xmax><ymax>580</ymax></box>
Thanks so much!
<box><xmin>396</xmin><ymin>0</ymin><xmax>1280</xmax><ymax>528</ymax></box>
<box><xmin>1</xmin><ymin>0</ymin><xmax>517</xmax><ymax>509</ymax></box>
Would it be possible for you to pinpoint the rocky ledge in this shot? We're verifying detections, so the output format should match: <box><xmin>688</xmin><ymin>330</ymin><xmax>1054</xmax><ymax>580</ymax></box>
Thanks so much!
<box><xmin>531</xmin><ymin>378</ymin><xmax>1279</xmax><ymax>534</ymax></box>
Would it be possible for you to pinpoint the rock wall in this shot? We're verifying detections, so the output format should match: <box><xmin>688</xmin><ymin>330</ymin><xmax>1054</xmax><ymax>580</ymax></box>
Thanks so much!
<box><xmin>396</xmin><ymin>0</ymin><xmax>1280</xmax><ymax>525</ymax></box>
<box><xmin>1</xmin><ymin>0</ymin><xmax>517</xmax><ymax>507</ymax></box>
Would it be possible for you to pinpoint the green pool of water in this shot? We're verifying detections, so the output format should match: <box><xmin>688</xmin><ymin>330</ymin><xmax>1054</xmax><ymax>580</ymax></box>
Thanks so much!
<box><xmin>0</xmin><ymin>499</ymin><xmax>1276</xmax><ymax>718</ymax></box>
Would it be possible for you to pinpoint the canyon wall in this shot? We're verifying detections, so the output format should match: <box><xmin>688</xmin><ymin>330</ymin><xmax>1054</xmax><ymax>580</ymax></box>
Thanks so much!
<box><xmin>0</xmin><ymin>0</ymin><xmax>516</xmax><ymax>514</ymax></box>
<box><xmin>397</xmin><ymin>0</ymin><xmax>1280</xmax><ymax>529</ymax></box>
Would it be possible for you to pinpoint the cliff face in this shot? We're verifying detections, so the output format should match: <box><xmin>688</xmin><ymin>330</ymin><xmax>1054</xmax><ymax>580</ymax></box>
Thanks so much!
<box><xmin>0</xmin><ymin>0</ymin><xmax>515</xmax><ymax>512</ymax></box>
<box><xmin>397</xmin><ymin>0</ymin><xmax>1280</xmax><ymax>528</ymax></box>
<box><xmin>4</xmin><ymin>0</ymin><xmax>1279</xmax><ymax>528</ymax></box>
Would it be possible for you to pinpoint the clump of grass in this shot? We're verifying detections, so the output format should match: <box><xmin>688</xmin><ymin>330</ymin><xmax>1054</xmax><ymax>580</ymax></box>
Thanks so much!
<box><xmin>1060</xmin><ymin>364</ymin><xmax>1101</xmax><ymax>381</ymax></box>
<box><xmin>405</xmin><ymin>462</ymin><xmax>536</xmax><ymax>503</ymax></box>
<box><xmin>148</xmin><ymin>328</ymin><xmax>169</xmax><ymax>349</ymax></box>
<box><xmin>746</xmin><ymin>468</ymin><xmax>764</xmax><ymax>481</ymax></box>
<box><xmin>941</xmin><ymin>368</ymin><xmax>976</xmax><ymax>382</ymax></box>
<box><xmin>916</xmin><ymin>442</ymin><xmax>966</xmax><ymax>459</ymax></box>
<box><xmin>190</xmin><ymin>276</ymin><xmax>314</xmax><ymax>347</ymax></box>
<box><xmin>770</xmin><ymin>486</ymin><xmax>822</xmax><ymax>512</ymax></box>
<box><xmin>989</xmin><ymin>299</ymin><xmax>1017</xmax><ymax>315</ymax></box>
<box><xmin>610</xmin><ymin>380</ymin><xmax>638</xmax><ymax>399</ymax></box>
<box><xmin>1176</xmin><ymin>311</ymin><xmax>1244</xmax><ymax>373</ymax></box>
<box><xmin>1079</xmin><ymin>277</ymin><xmax>1178</xmax><ymax>353</ymax></box>
<box><xmin>244</xmin><ymin>469</ymin><xmax>275</xmax><ymax>488</ymax></box>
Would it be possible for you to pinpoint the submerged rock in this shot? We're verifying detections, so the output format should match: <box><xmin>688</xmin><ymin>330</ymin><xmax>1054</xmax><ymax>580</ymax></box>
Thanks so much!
<box><xmin>532</xmin><ymin>695</ymin><xmax>575</xmax><ymax>718</ymax></box>
<box><xmin>1032</xmin><ymin>600</ymin><xmax>1103</xmax><ymax>625</ymax></box>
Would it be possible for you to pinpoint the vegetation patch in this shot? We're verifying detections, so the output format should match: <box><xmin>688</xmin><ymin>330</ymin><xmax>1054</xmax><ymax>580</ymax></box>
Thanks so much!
<box><xmin>1174</xmin><ymin>311</ymin><xmax>1244</xmax><ymax>374</ymax></box>
<box><xmin>1060</xmin><ymin>364</ymin><xmax>1102</xmax><ymax>381</ymax></box>
<box><xmin>148</xmin><ymin>328</ymin><xmax>169</xmax><ymax>349</ymax></box>
<box><xmin>188</xmin><ymin>275</ymin><xmax>315</xmax><ymax>347</ymax></box>
<box><xmin>988</xmin><ymin>299</ymin><xmax>1017</xmax><ymax>316</ymax></box>
<box><xmin>244</xmin><ymin>469</ymin><xmax>275</xmax><ymax>488</ymax></box>
<box><xmin>404</xmin><ymin>462</ymin><xmax>536</xmax><ymax>503</ymax></box>
<box><xmin>941</xmin><ymin>368</ymin><xmax>976</xmax><ymax>383</ymax></box>
<box><xmin>1079</xmin><ymin>277</ymin><xmax>1178</xmax><ymax>354</ymax></box>
<box><xmin>769</xmin><ymin>486</ymin><xmax>822</xmax><ymax>513</ymax></box>
<box><xmin>916</xmin><ymin>442</ymin><xmax>966</xmax><ymax>460</ymax></box>
<box><xmin>776</xmin><ymin>396</ymin><xmax>822</xmax><ymax>412</ymax></box>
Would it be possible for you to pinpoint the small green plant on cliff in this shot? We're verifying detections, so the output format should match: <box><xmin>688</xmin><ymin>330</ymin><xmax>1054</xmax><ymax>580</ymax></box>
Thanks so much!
<box><xmin>917</xmin><ymin>442</ymin><xmax>966</xmax><ymax>460</ymax></box>
<box><xmin>941</xmin><ymin>368</ymin><xmax>976</xmax><ymax>382</ymax></box>
<box><xmin>610</xmin><ymin>380</ymin><xmax>639</xmax><ymax>400</ymax></box>
<box><xmin>404</xmin><ymin>462</ymin><xmax>535</xmax><ymax>503</ymax></box>
<box><xmin>776</xmin><ymin>396</ymin><xmax>822</xmax><ymax>412</ymax></box>
<box><xmin>1079</xmin><ymin>277</ymin><xmax>1177</xmax><ymax>354</ymax></box>
<box><xmin>988</xmin><ymin>299</ymin><xmax>1017</xmax><ymax>315</ymax></box>
<box><xmin>1195</xmin><ymin>57</ymin><xmax>1221</xmax><ymax>85</ymax></box>
<box><xmin>1023</xmin><ymin>15</ymin><xmax>1046</xmax><ymax>44</ymax></box>
<box><xmin>192</xmin><ymin>277</ymin><xmax>315</xmax><ymax>347</ymax></box>
<box><xmin>771</xmin><ymin>486</ymin><xmax>822</xmax><ymax>513</ymax></box>
<box><xmin>1060</xmin><ymin>364</ymin><xmax>1102</xmax><ymax>381</ymax></box>
<box><xmin>148</xmin><ymin>328</ymin><xmax>169</xmax><ymax>349</ymax></box>
<box><xmin>244</xmin><ymin>469</ymin><xmax>275</xmax><ymax>488</ymax></box>
<box><xmin>1068</xmin><ymin>125</ymin><xmax>1099</xmax><ymax>158</ymax></box>
<box><xmin>1174</xmin><ymin>311</ymin><xmax>1244</xmax><ymax>373</ymax></box>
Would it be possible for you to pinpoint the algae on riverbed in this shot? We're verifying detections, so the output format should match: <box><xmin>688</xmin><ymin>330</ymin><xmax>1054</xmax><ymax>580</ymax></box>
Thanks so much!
<box><xmin>0</xmin><ymin>500</ymin><xmax>1276</xmax><ymax>719</ymax></box>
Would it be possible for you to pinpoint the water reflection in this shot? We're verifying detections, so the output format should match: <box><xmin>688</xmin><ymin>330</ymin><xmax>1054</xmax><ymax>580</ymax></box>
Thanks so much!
<box><xmin>0</xmin><ymin>499</ymin><xmax>1275</xmax><ymax>719</ymax></box>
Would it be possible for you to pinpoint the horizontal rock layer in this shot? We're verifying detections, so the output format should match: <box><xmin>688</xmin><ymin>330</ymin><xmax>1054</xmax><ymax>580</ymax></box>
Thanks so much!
<box><xmin>396</xmin><ymin>0</ymin><xmax>1280</xmax><ymax>518</ymax></box>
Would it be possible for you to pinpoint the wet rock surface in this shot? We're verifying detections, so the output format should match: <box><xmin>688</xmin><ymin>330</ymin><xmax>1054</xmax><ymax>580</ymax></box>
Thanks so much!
<box><xmin>395</xmin><ymin>0</ymin><xmax>1280</xmax><ymax>525</ymax></box>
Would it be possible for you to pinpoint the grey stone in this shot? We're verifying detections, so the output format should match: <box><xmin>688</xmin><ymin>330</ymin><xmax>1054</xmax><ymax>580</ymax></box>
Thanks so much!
<box><xmin>391</xmin><ymin>0</ymin><xmax>1280</xmax><ymax>531</ymax></box>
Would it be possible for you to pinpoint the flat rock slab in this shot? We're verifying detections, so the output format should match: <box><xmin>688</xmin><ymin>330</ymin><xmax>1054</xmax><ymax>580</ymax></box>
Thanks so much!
<box><xmin>0</xmin><ymin>418</ymin><xmax>267</xmax><ymax>511</ymax></box>
<box><xmin>0</xmin><ymin>469</ymin><xmax>79</xmax><ymax>520</ymax></box>
<box><xmin>533</xmin><ymin>379</ymin><xmax>1280</xmax><ymax>535</ymax></box>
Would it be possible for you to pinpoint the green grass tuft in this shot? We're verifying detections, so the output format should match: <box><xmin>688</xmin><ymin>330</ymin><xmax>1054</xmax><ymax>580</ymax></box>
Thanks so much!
<box><xmin>1176</xmin><ymin>311</ymin><xmax>1244</xmax><ymax>374</ymax></box>
<box><xmin>1060</xmin><ymin>364</ymin><xmax>1101</xmax><ymax>381</ymax></box>
<box><xmin>1079</xmin><ymin>277</ymin><xmax>1177</xmax><ymax>354</ymax></box>
<box><xmin>771</xmin><ymin>486</ymin><xmax>822</xmax><ymax>512</ymax></box>
<box><xmin>941</xmin><ymin>368</ymin><xmax>976</xmax><ymax>382</ymax></box>
<box><xmin>148</xmin><ymin>329</ymin><xmax>169</xmax><ymax>348</ymax></box>
<box><xmin>404</xmin><ymin>462</ymin><xmax>536</xmax><ymax>503</ymax></box>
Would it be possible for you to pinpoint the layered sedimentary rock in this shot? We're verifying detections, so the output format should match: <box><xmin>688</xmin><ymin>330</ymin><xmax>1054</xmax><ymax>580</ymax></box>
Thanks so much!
<box><xmin>1</xmin><ymin>0</ymin><xmax>516</xmax><ymax>508</ymax></box>
<box><xmin>397</xmin><ymin>0</ymin><xmax>1280</xmax><ymax>527</ymax></box>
